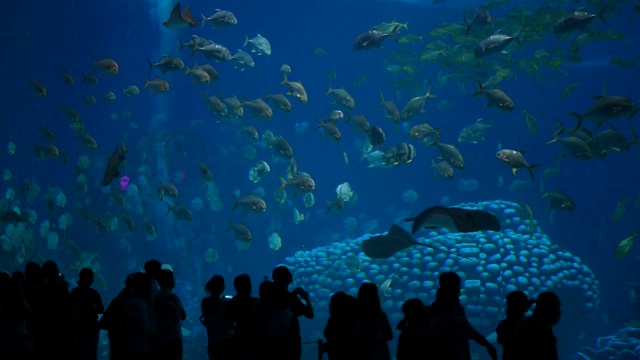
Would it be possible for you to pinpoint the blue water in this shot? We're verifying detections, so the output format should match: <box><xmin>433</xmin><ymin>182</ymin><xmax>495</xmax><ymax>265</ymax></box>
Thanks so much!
<box><xmin>1</xmin><ymin>0</ymin><xmax>639</xmax><ymax>358</ymax></box>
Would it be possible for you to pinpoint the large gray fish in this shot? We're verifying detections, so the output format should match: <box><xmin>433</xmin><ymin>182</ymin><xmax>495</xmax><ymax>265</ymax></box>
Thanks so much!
<box><xmin>409</xmin><ymin>122</ymin><xmax>442</xmax><ymax>142</ymax></box>
<box><xmin>546</xmin><ymin>134</ymin><xmax>592</xmax><ymax>160</ymax></box>
<box><xmin>200</xmin><ymin>9</ymin><xmax>238</xmax><ymax>28</ymax></box>
<box><xmin>241</xmin><ymin>97</ymin><xmax>272</xmax><ymax>120</ymax></box>
<box><xmin>401</xmin><ymin>86</ymin><xmax>437</xmax><ymax>120</ymax></box>
<box><xmin>458</xmin><ymin>118</ymin><xmax>492</xmax><ymax>143</ymax></box>
<box><xmin>542</xmin><ymin>191</ymin><xmax>576</xmax><ymax>211</ymax></box>
<box><xmin>280</xmin><ymin>73</ymin><xmax>308</xmax><ymax>104</ymax></box>
<box><xmin>231</xmin><ymin>49</ymin><xmax>255</xmax><ymax>70</ymax></box>
<box><xmin>195</xmin><ymin>43</ymin><xmax>232</xmax><ymax>62</ymax></box>
<box><xmin>378</xmin><ymin>90</ymin><xmax>401</xmax><ymax>126</ymax></box>
<box><xmin>569</xmin><ymin>96</ymin><xmax>638</xmax><ymax>129</ymax></box>
<box><xmin>496</xmin><ymin>149</ymin><xmax>540</xmax><ymax>179</ymax></box>
<box><xmin>554</xmin><ymin>7</ymin><xmax>607</xmax><ymax>34</ymax></box>
<box><xmin>473</xmin><ymin>81</ymin><xmax>514</xmax><ymax>111</ymax></box>
<box><xmin>147</xmin><ymin>56</ymin><xmax>184</xmax><ymax>74</ymax></box>
<box><xmin>475</xmin><ymin>30</ymin><xmax>522</xmax><ymax>58</ymax></box>
<box><xmin>353</xmin><ymin>24</ymin><xmax>399</xmax><ymax>51</ymax></box>
<box><xmin>326</xmin><ymin>85</ymin><xmax>355</xmax><ymax>109</ymax></box>
<box><xmin>404</xmin><ymin>206</ymin><xmax>501</xmax><ymax>234</ymax></box>
<box><xmin>179</xmin><ymin>35</ymin><xmax>214</xmax><ymax>54</ymax></box>
<box><xmin>591</xmin><ymin>126</ymin><xmax>636</xmax><ymax>153</ymax></box>
<box><xmin>428</xmin><ymin>140</ymin><xmax>465</xmax><ymax>169</ymax></box>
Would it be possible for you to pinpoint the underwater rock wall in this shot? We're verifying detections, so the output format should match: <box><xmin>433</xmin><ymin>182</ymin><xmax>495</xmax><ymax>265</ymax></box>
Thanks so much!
<box><xmin>577</xmin><ymin>327</ymin><xmax>640</xmax><ymax>360</ymax></box>
<box><xmin>285</xmin><ymin>200</ymin><xmax>601</xmax><ymax>331</ymax></box>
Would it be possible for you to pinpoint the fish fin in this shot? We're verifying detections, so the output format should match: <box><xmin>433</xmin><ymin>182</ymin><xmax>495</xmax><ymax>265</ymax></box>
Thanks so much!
<box><xmin>511</xmin><ymin>168</ymin><xmax>518</xmax><ymax>176</ymax></box>
<box><xmin>243</xmin><ymin>35</ymin><xmax>249</xmax><ymax>47</ymax></box>
<box><xmin>472</xmin><ymin>80</ymin><xmax>484</xmax><ymax>96</ymax></box>
<box><xmin>598</xmin><ymin>4</ymin><xmax>609</xmax><ymax>25</ymax></box>
<box><xmin>278</xmin><ymin>177</ymin><xmax>287</xmax><ymax>191</ymax></box>
<box><xmin>165</xmin><ymin>202</ymin><xmax>172</xmax><ymax>215</ymax></box>
<box><xmin>232</xmin><ymin>196</ymin><xmax>238</xmax><ymax>211</ymax></box>
<box><xmin>568</xmin><ymin>112</ymin><xmax>583</xmax><ymax>134</ymax></box>
<box><xmin>528</xmin><ymin>164</ymin><xmax>541</xmax><ymax>180</ymax></box>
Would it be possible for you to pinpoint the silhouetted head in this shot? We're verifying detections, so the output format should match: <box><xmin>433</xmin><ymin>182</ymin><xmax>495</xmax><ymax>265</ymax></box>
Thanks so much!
<box><xmin>24</xmin><ymin>262</ymin><xmax>41</xmax><ymax>282</ymax></box>
<box><xmin>506</xmin><ymin>290</ymin><xmax>533</xmax><ymax>317</ymax></box>
<box><xmin>125</xmin><ymin>272</ymin><xmax>152</xmax><ymax>298</ymax></box>
<box><xmin>41</xmin><ymin>260</ymin><xmax>60</xmax><ymax>284</ymax></box>
<box><xmin>357</xmin><ymin>282</ymin><xmax>382</xmax><ymax>314</ymax></box>
<box><xmin>329</xmin><ymin>291</ymin><xmax>349</xmax><ymax>317</ymax></box>
<box><xmin>272</xmin><ymin>265</ymin><xmax>293</xmax><ymax>288</ymax></box>
<box><xmin>402</xmin><ymin>298</ymin><xmax>425</xmax><ymax>325</ymax></box>
<box><xmin>438</xmin><ymin>271</ymin><xmax>461</xmax><ymax>297</ymax></box>
<box><xmin>78</xmin><ymin>268</ymin><xmax>95</xmax><ymax>287</ymax></box>
<box><xmin>157</xmin><ymin>269</ymin><xmax>175</xmax><ymax>290</ymax></box>
<box><xmin>533</xmin><ymin>291</ymin><xmax>561</xmax><ymax>326</ymax></box>
<box><xmin>11</xmin><ymin>270</ymin><xmax>24</xmax><ymax>284</ymax></box>
<box><xmin>205</xmin><ymin>274</ymin><xmax>225</xmax><ymax>296</ymax></box>
<box><xmin>259</xmin><ymin>279</ymin><xmax>275</xmax><ymax>305</ymax></box>
<box><xmin>144</xmin><ymin>259</ymin><xmax>162</xmax><ymax>278</ymax></box>
<box><xmin>233</xmin><ymin>273</ymin><xmax>252</xmax><ymax>296</ymax></box>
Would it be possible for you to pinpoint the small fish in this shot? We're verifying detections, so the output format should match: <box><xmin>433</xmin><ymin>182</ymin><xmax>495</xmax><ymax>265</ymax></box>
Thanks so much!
<box><xmin>409</xmin><ymin>122</ymin><xmax>442</xmax><ymax>142</ymax></box>
<box><xmin>122</xmin><ymin>85</ymin><xmax>140</xmax><ymax>96</ymax></box>
<box><xmin>144</xmin><ymin>77</ymin><xmax>170</xmax><ymax>95</ymax></box>
<box><xmin>554</xmin><ymin>7</ymin><xmax>607</xmax><ymax>34</ymax></box>
<box><xmin>265</xmin><ymin>91</ymin><xmax>292</xmax><ymax>112</ymax></box>
<box><xmin>93</xmin><ymin>58</ymin><xmax>119</xmax><ymax>76</ymax></box>
<box><xmin>280</xmin><ymin>73</ymin><xmax>308</xmax><ymax>104</ymax></box>
<box><xmin>522</xmin><ymin>108</ymin><xmax>538</xmax><ymax>135</ymax></box>
<box><xmin>428</xmin><ymin>141</ymin><xmax>464</xmax><ymax>169</ymax></box>
<box><xmin>200</xmin><ymin>9</ymin><xmax>237</xmax><ymax>28</ymax></box>
<box><xmin>232</xmin><ymin>195</ymin><xmax>267</xmax><ymax>214</ymax></box>
<box><xmin>28</xmin><ymin>79</ymin><xmax>47</xmax><ymax>97</ymax></box>
<box><xmin>353</xmin><ymin>24</ymin><xmax>399</xmax><ymax>51</ymax></box>
<box><xmin>401</xmin><ymin>86</ymin><xmax>437</xmax><ymax>120</ymax></box>
<box><xmin>316</xmin><ymin>118</ymin><xmax>341</xmax><ymax>140</ymax></box>
<box><xmin>475</xmin><ymin>30</ymin><xmax>522</xmax><ymax>58</ymax></box>
<box><xmin>560</xmin><ymin>82</ymin><xmax>580</xmax><ymax>99</ymax></box>
<box><xmin>184</xmin><ymin>65</ymin><xmax>211</xmax><ymax>84</ymax></box>
<box><xmin>613</xmin><ymin>196</ymin><xmax>628</xmax><ymax>222</ymax></box>
<box><xmin>378</xmin><ymin>90</ymin><xmax>401</xmax><ymax>127</ymax></box>
<box><xmin>244</xmin><ymin>34</ymin><xmax>271</xmax><ymax>55</ymax></box>
<box><xmin>163</xmin><ymin>2</ymin><xmax>196</xmax><ymax>29</ymax></box>
<box><xmin>458</xmin><ymin>118</ymin><xmax>491</xmax><ymax>143</ymax></box>
<box><xmin>496</xmin><ymin>149</ymin><xmax>540</xmax><ymax>179</ymax></box>
<box><xmin>147</xmin><ymin>55</ymin><xmax>185</xmax><ymax>74</ymax></box>
<box><xmin>279</xmin><ymin>174</ymin><xmax>316</xmax><ymax>196</ymax></box>
<box><xmin>241</xmin><ymin>96</ymin><xmax>272</xmax><ymax>119</ymax></box>
<box><xmin>103</xmin><ymin>143</ymin><xmax>127</xmax><ymax>186</ymax></box>
<box><xmin>166</xmin><ymin>202</ymin><xmax>193</xmax><ymax>221</ymax></box>
<box><xmin>227</xmin><ymin>221</ymin><xmax>252</xmax><ymax>241</ymax></box>
<box><xmin>82</xmin><ymin>74</ymin><xmax>98</xmax><ymax>86</ymax></box>
<box><xmin>326</xmin><ymin>85</ymin><xmax>355</xmax><ymax>109</ymax></box>
<box><xmin>430</xmin><ymin>160</ymin><xmax>454</xmax><ymax>180</ymax></box>
<box><xmin>231</xmin><ymin>49</ymin><xmax>255</xmax><ymax>71</ymax></box>
<box><xmin>325</xmin><ymin>196</ymin><xmax>345</xmax><ymax>214</ymax></box>
<box><xmin>157</xmin><ymin>182</ymin><xmax>179</xmax><ymax>200</ymax></box>
<box><xmin>542</xmin><ymin>191</ymin><xmax>576</xmax><ymax>211</ymax></box>
<box><xmin>473</xmin><ymin>81</ymin><xmax>514</xmax><ymax>111</ymax></box>
<box><xmin>200</xmin><ymin>163</ymin><xmax>212</xmax><ymax>181</ymax></box>
<box><xmin>615</xmin><ymin>231</ymin><xmax>638</xmax><ymax>259</ymax></box>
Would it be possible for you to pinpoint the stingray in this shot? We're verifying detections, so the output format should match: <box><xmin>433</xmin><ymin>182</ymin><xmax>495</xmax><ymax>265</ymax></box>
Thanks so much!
<box><xmin>404</xmin><ymin>206</ymin><xmax>501</xmax><ymax>234</ymax></box>
<box><xmin>163</xmin><ymin>2</ymin><xmax>196</xmax><ymax>29</ymax></box>
<box><xmin>362</xmin><ymin>224</ymin><xmax>470</xmax><ymax>260</ymax></box>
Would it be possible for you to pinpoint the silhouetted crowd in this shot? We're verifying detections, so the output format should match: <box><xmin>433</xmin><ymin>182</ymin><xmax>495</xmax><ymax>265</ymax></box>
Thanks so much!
<box><xmin>0</xmin><ymin>259</ymin><xmax>561</xmax><ymax>360</ymax></box>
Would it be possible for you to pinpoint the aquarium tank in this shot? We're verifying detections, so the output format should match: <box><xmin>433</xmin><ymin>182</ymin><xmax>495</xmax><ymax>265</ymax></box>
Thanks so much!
<box><xmin>1</xmin><ymin>0</ymin><xmax>639</xmax><ymax>359</ymax></box>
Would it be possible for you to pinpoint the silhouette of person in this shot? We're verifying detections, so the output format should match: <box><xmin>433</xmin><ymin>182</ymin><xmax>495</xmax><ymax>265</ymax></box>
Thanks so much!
<box><xmin>200</xmin><ymin>274</ymin><xmax>232</xmax><ymax>360</ymax></box>
<box><xmin>31</xmin><ymin>260</ymin><xmax>74</xmax><ymax>358</ymax></box>
<box><xmin>265</xmin><ymin>265</ymin><xmax>314</xmax><ymax>360</ymax></box>
<box><xmin>356</xmin><ymin>282</ymin><xmax>393</xmax><ymax>360</ymax></box>
<box><xmin>101</xmin><ymin>272</ymin><xmax>153</xmax><ymax>360</ymax></box>
<box><xmin>396</xmin><ymin>298</ymin><xmax>426</xmax><ymax>360</ymax></box>
<box><xmin>424</xmin><ymin>272</ymin><xmax>497</xmax><ymax>360</ymax></box>
<box><xmin>153</xmin><ymin>269</ymin><xmax>186</xmax><ymax>360</ymax></box>
<box><xmin>323</xmin><ymin>291</ymin><xmax>361</xmax><ymax>360</ymax></box>
<box><xmin>226</xmin><ymin>274</ymin><xmax>259</xmax><ymax>360</ymax></box>
<box><xmin>70</xmin><ymin>268</ymin><xmax>104</xmax><ymax>360</ymax></box>
<box><xmin>144</xmin><ymin>259</ymin><xmax>162</xmax><ymax>352</ymax></box>
<box><xmin>514</xmin><ymin>291</ymin><xmax>561</xmax><ymax>360</ymax></box>
<box><xmin>496</xmin><ymin>290</ymin><xmax>533</xmax><ymax>360</ymax></box>
<box><xmin>0</xmin><ymin>270</ymin><xmax>32</xmax><ymax>360</ymax></box>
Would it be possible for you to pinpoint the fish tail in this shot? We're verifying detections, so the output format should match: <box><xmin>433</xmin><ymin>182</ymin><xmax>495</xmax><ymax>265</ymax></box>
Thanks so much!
<box><xmin>279</xmin><ymin>72</ymin><xmax>288</xmax><ymax>85</ymax></box>
<box><xmin>326</xmin><ymin>83</ymin><xmax>333</xmax><ymax>96</ymax></box>
<box><xmin>325</xmin><ymin>200</ymin><xmax>333</xmax><ymax>214</ymax></box>
<box><xmin>515</xmin><ymin>28</ymin><xmax>523</xmax><ymax>47</ymax></box>
<box><xmin>568</xmin><ymin>112</ymin><xmax>584</xmax><ymax>134</ymax></box>
<box><xmin>434</xmin><ymin>126</ymin><xmax>444</xmax><ymax>141</ymax></box>
<box><xmin>528</xmin><ymin>164</ymin><xmax>541</xmax><ymax>180</ymax></box>
<box><xmin>389</xmin><ymin>24</ymin><xmax>400</xmax><ymax>41</ymax></box>
<box><xmin>232</xmin><ymin>196</ymin><xmax>239</xmax><ymax>211</ymax></box>
<box><xmin>472</xmin><ymin>80</ymin><xmax>484</xmax><ymax>96</ymax></box>
<box><xmin>378</xmin><ymin>90</ymin><xmax>385</xmax><ymax>107</ymax></box>
<box><xmin>598</xmin><ymin>4</ymin><xmax>608</xmax><ymax>25</ymax></box>
<box><xmin>316</xmin><ymin>117</ymin><xmax>324</xmax><ymax>129</ymax></box>
<box><xmin>278</xmin><ymin>177</ymin><xmax>287</xmax><ymax>191</ymax></box>
<box><xmin>630</xmin><ymin>127</ymin><xmax>639</xmax><ymax>145</ymax></box>
<box><xmin>178</xmin><ymin>37</ymin><xmax>185</xmax><ymax>51</ymax></box>
<box><xmin>165</xmin><ymin>202</ymin><xmax>172</xmax><ymax>215</ymax></box>
<box><xmin>147</xmin><ymin>59</ymin><xmax>153</xmax><ymax>75</ymax></box>
<box><xmin>200</xmin><ymin>14</ymin><xmax>207</xmax><ymax>28</ymax></box>
<box><xmin>183</xmin><ymin>65</ymin><xmax>191</xmax><ymax>77</ymax></box>
<box><xmin>425</xmin><ymin>84</ymin><xmax>437</xmax><ymax>99</ymax></box>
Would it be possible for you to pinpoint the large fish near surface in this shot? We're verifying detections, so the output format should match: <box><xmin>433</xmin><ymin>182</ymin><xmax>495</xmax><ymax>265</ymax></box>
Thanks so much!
<box><xmin>474</xmin><ymin>30</ymin><xmax>522</xmax><ymax>58</ymax></box>
<box><xmin>404</xmin><ymin>206</ymin><xmax>501</xmax><ymax>234</ymax></box>
<box><xmin>554</xmin><ymin>7</ymin><xmax>607</xmax><ymax>34</ymax></box>
<box><xmin>569</xmin><ymin>96</ymin><xmax>638</xmax><ymax>130</ymax></box>
<box><xmin>353</xmin><ymin>24</ymin><xmax>399</xmax><ymax>51</ymax></box>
